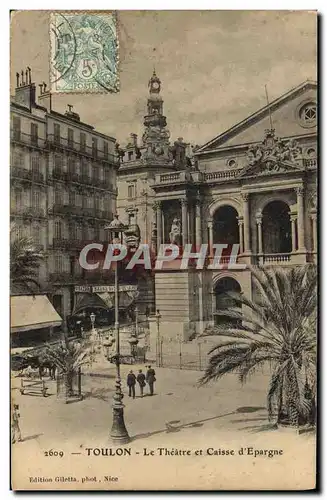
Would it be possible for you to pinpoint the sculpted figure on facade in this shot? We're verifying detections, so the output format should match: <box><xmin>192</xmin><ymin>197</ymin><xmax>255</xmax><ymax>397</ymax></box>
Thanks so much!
<box><xmin>124</xmin><ymin>224</ymin><xmax>141</xmax><ymax>250</ymax></box>
<box><xmin>247</xmin><ymin>144</ymin><xmax>263</xmax><ymax>166</ymax></box>
<box><xmin>245</xmin><ymin>129</ymin><xmax>303</xmax><ymax>174</ymax></box>
<box><xmin>142</xmin><ymin>125</ymin><xmax>172</xmax><ymax>162</ymax></box>
<box><xmin>115</xmin><ymin>142</ymin><xmax>125</xmax><ymax>162</ymax></box>
<box><xmin>169</xmin><ymin>217</ymin><xmax>181</xmax><ymax>245</ymax></box>
<box><xmin>284</xmin><ymin>139</ymin><xmax>303</xmax><ymax>162</ymax></box>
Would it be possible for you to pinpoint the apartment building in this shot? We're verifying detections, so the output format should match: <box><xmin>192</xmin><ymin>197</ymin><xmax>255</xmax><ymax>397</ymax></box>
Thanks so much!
<box><xmin>10</xmin><ymin>68</ymin><xmax>119</xmax><ymax>320</ymax></box>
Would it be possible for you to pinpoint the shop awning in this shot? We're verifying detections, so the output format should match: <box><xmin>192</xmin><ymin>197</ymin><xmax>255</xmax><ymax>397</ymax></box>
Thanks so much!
<box><xmin>73</xmin><ymin>290</ymin><xmax>138</xmax><ymax>315</ymax></box>
<box><xmin>10</xmin><ymin>295</ymin><xmax>63</xmax><ymax>333</ymax></box>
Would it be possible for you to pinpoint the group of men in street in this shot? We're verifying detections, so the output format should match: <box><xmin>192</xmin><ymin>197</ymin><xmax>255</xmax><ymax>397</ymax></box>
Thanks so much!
<box><xmin>126</xmin><ymin>365</ymin><xmax>156</xmax><ymax>399</ymax></box>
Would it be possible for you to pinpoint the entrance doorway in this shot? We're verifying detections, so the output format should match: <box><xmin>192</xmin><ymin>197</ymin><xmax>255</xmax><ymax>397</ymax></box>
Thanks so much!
<box><xmin>214</xmin><ymin>277</ymin><xmax>241</xmax><ymax>327</ymax></box>
<box><xmin>213</xmin><ymin>205</ymin><xmax>239</xmax><ymax>248</ymax></box>
<box><xmin>262</xmin><ymin>201</ymin><xmax>292</xmax><ymax>254</ymax></box>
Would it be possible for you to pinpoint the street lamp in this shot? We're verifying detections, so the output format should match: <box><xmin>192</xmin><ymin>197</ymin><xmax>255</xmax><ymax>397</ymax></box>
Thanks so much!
<box><xmin>105</xmin><ymin>214</ymin><xmax>130</xmax><ymax>444</ymax></box>
<box><xmin>89</xmin><ymin>312</ymin><xmax>97</xmax><ymax>366</ymax></box>
<box><xmin>90</xmin><ymin>312</ymin><xmax>96</xmax><ymax>333</ymax></box>
<box><xmin>135</xmin><ymin>305</ymin><xmax>139</xmax><ymax>337</ymax></box>
<box><xmin>155</xmin><ymin>309</ymin><xmax>161</xmax><ymax>367</ymax></box>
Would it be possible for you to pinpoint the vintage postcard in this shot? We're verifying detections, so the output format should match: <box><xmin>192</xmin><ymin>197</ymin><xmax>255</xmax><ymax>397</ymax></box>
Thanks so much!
<box><xmin>10</xmin><ymin>10</ymin><xmax>317</xmax><ymax>491</ymax></box>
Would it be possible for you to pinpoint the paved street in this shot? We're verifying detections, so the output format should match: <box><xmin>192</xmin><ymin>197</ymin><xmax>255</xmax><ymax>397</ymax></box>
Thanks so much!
<box><xmin>11</xmin><ymin>363</ymin><xmax>316</xmax><ymax>490</ymax></box>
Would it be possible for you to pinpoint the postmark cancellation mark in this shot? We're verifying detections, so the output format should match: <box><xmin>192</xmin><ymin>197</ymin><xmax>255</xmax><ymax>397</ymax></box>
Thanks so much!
<box><xmin>50</xmin><ymin>12</ymin><xmax>119</xmax><ymax>94</ymax></box>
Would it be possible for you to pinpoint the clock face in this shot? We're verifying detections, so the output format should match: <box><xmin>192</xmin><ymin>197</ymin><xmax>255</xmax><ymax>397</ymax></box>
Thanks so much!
<box><xmin>152</xmin><ymin>81</ymin><xmax>160</xmax><ymax>90</ymax></box>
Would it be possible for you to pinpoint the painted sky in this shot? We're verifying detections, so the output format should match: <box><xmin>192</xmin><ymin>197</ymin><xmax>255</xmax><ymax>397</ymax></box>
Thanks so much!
<box><xmin>11</xmin><ymin>10</ymin><xmax>317</xmax><ymax>147</ymax></box>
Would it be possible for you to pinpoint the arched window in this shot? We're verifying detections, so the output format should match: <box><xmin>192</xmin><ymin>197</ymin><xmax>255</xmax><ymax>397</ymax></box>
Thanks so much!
<box><xmin>213</xmin><ymin>205</ymin><xmax>239</xmax><ymax>246</ymax></box>
<box><xmin>262</xmin><ymin>201</ymin><xmax>292</xmax><ymax>254</ymax></box>
<box><xmin>214</xmin><ymin>277</ymin><xmax>241</xmax><ymax>327</ymax></box>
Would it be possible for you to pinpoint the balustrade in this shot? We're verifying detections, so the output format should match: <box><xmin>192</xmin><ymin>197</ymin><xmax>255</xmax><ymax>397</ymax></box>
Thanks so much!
<box><xmin>262</xmin><ymin>253</ymin><xmax>291</xmax><ymax>263</ymax></box>
<box><xmin>204</xmin><ymin>169</ymin><xmax>239</xmax><ymax>181</ymax></box>
<box><xmin>46</xmin><ymin>134</ymin><xmax>119</xmax><ymax>165</ymax></box>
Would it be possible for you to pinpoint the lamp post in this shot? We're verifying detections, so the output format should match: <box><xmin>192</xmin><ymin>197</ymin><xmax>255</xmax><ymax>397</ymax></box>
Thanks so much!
<box><xmin>105</xmin><ymin>214</ymin><xmax>130</xmax><ymax>444</ymax></box>
<box><xmin>128</xmin><ymin>306</ymin><xmax>139</xmax><ymax>359</ymax></box>
<box><xmin>155</xmin><ymin>309</ymin><xmax>161</xmax><ymax>367</ymax></box>
<box><xmin>90</xmin><ymin>312</ymin><xmax>96</xmax><ymax>333</ymax></box>
<box><xmin>128</xmin><ymin>331</ymin><xmax>139</xmax><ymax>359</ymax></box>
<box><xmin>89</xmin><ymin>312</ymin><xmax>96</xmax><ymax>366</ymax></box>
<box><xmin>135</xmin><ymin>305</ymin><xmax>139</xmax><ymax>337</ymax></box>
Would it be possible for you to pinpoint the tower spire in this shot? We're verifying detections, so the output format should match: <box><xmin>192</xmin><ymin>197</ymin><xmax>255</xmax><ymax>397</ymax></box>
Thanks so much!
<box><xmin>142</xmin><ymin>70</ymin><xmax>171</xmax><ymax>164</ymax></box>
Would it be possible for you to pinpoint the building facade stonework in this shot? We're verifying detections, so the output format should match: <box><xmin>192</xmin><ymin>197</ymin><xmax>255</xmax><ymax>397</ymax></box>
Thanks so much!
<box><xmin>116</xmin><ymin>71</ymin><xmax>195</xmax><ymax>317</ymax></box>
<box><xmin>117</xmin><ymin>77</ymin><xmax>317</xmax><ymax>339</ymax></box>
<box><xmin>11</xmin><ymin>68</ymin><xmax>118</xmax><ymax>320</ymax></box>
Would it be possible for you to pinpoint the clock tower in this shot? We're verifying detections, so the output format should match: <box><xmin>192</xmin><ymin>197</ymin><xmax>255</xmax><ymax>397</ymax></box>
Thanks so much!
<box><xmin>142</xmin><ymin>70</ymin><xmax>171</xmax><ymax>161</ymax></box>
<box><xmin>146</xmin><ymin>70</ymin><xmax>164</xmax><ymax>118</ymax></box>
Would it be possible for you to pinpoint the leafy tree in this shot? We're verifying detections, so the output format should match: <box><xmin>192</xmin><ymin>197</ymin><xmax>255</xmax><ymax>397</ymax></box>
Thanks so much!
<box><xmin>200</xmin><ymin>265</ymin><xmax>317</xmax><ymax>427</ymax></box>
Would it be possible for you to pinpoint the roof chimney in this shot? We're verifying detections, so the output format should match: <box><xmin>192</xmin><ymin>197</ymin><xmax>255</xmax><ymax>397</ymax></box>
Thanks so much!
<box><xmin>38</xmin><ymin>80</ymin><xmax>52</xmax><ymax>112</ymax></box>
<box><xmin>14</xmin><ymin>67</ymin><xmax>36</xmax><ymax>110</ymax></box>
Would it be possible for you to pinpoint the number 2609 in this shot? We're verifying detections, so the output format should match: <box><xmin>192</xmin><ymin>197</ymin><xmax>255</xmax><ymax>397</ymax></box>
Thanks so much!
<box><xmin>44</xmin><ymin>449</ymin><xmax>64</xmax><ymax>458</ymax></box>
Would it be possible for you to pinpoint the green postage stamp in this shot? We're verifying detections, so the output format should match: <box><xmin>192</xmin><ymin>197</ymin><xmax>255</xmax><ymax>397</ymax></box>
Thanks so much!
<box><xmin>50</xmin><ymin>12</ymin><xmax>119</xmax><ymax>93</ymax></box>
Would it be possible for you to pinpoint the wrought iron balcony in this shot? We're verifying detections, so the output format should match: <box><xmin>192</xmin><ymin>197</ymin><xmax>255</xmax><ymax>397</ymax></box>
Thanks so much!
<box><xmin>49</xmin><ymin>272</ymin><xmax>77</xmax><ymax>284</ymax></box>
<box><xmin>50</xmin><ymin>169</ymin><xmax>115</xmax><ymax>191</ymax></box>
<box><xmin>11</xmin><ymin>207</ymin><xmax>45</xmax><ymax>219</ymax></box>
<box><xmin>49</xmin><ymin>271</ymin><xmax>112</xmax><ymax>284</ymax></box>
<box><xmin>52</xmin><ymin>238</ymin><xmax>108</xmax><ymax>251</ymax></box>
<box><xmin>52</xmin><ymin>238</ymin><xmax>82</xmax><ymax>250</ymax></box>
<box><xmin>48</xmin><ymin>204</ymin><xmax>113</xmax><ymax>221</ymax></box>
<box><xmin>10</xmin><ymin>130</ymin><xmax>46</xmax><ymax>149</ymax></box>
<box><xmin>11</xmin><ymin>167</ymin><xmax>45</xmax><ymax>183</ymax></box>
<box><xmin>22</xmin><ymin>207</ymin><xmax>45</xmax><ymax>218</ymax></box>
<box><xmin>46</xmin><ymin>134</ymin><xmax>119</xmax><ymax>166</ymax></box>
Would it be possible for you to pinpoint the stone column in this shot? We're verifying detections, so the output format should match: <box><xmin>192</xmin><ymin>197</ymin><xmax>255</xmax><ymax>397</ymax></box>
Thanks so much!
<box><xmin>198</xmin><ymin>272</ymin><xmax>204</xmax><ymax>333</ymax></box>
<box><xmin>290</xmin><ymin>214</ymin><xmax>297</xmax><ymax>252</ymax></box>
<box><xmin>241</xmin><ymin>193</ymin><xmax>251</xmax><ymax>253</ymax></box>
<box><xmin>256</xmin><ymin>214</ymin><xmax>263</xmax><ymax>255</ymax></box>
<box><xmin>195</xmin><ymin>197</ymin><xmax>202</xmax><ymax>249</ymax></box>
<box><xmin>311</xmin><ymin>212</ymin><xmax>317</xmax><ymax>252</ymax></box>
<box><xmin>237</xmin><ymin>217</ymin><xmax>244</xmax><ymax>253</ymax></box>
<box><xmin>156</xmin><ymin>201</ymin><xmax>162</xmax><ymax>249</ymax></box>
<box><xmin>188</xmin><ymin>203</ymin><xmax>195</xmax><ymax>246</ymax></box>
<box><xmin>211</xmin><ymin>288</ymin><xmax>216</xmax><ymax>325</ymax></box>
<box><xmin>181</xmin><ymin>198</ymin><xmax>188</xmax><ymax>247</ymax></box>
<box><xmin>296</xmin><ymin>187</ymin><xmax>306</xmax><ymax>251</ymax></box>
<box><xmin>208</xmin><ymin>219</ymin><xmax>213</xmax><ymax>257</ymax></box>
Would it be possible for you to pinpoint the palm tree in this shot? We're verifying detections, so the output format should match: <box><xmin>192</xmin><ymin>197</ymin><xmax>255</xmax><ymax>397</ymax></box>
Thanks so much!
<box><xmin>43</xmin><ymin>336</ymin><xmax>91</xmax><ymax>399</ymax></box>
<box><xmin>10</xmin><ymin>228</ymin><xmax>44</xmax><ymax>294</ymax></box>
<box><xmin>200</xmin><ymin>265</ymin><xmax>317</xmax><ymax>427</ymax></box>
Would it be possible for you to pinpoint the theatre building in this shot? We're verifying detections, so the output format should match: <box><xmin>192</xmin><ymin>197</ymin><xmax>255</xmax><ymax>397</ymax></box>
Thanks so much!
<box><xmin>155</xmin><ymin>80</ymin><xmax>317</xmax><ymax>337</ymax></box>
<box><xmin>119</xmin><ymin>77</ymin><xmax>317</xmax><ymax>339</ymax></box>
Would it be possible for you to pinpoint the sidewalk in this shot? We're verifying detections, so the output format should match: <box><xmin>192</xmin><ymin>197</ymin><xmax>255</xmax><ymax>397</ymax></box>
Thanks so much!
<box><xmin>11</xmin><ymin>364</ymin><xmax>316</xmax><ymax>490</ymax></box>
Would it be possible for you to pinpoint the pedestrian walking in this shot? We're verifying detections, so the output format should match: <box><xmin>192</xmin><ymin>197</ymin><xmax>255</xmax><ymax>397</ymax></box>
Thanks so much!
<box><xmin>136</xmin><ymin>369</ymin><xmax>146</xmax><ymax>397</ymax></box>
<box><xmin>127</xmin><ymin>370</ymin><xmax>136</xmax><ymax>399</ymax></box>
<box><xmin>146</xmin><ymin>365</ymin><xmax>156</xmax><ymax>396</ymax></box>
<box><xmin>11</xmin><ymin>404</ymin><xmax>22</xmax><ymax>444</ymax></box>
